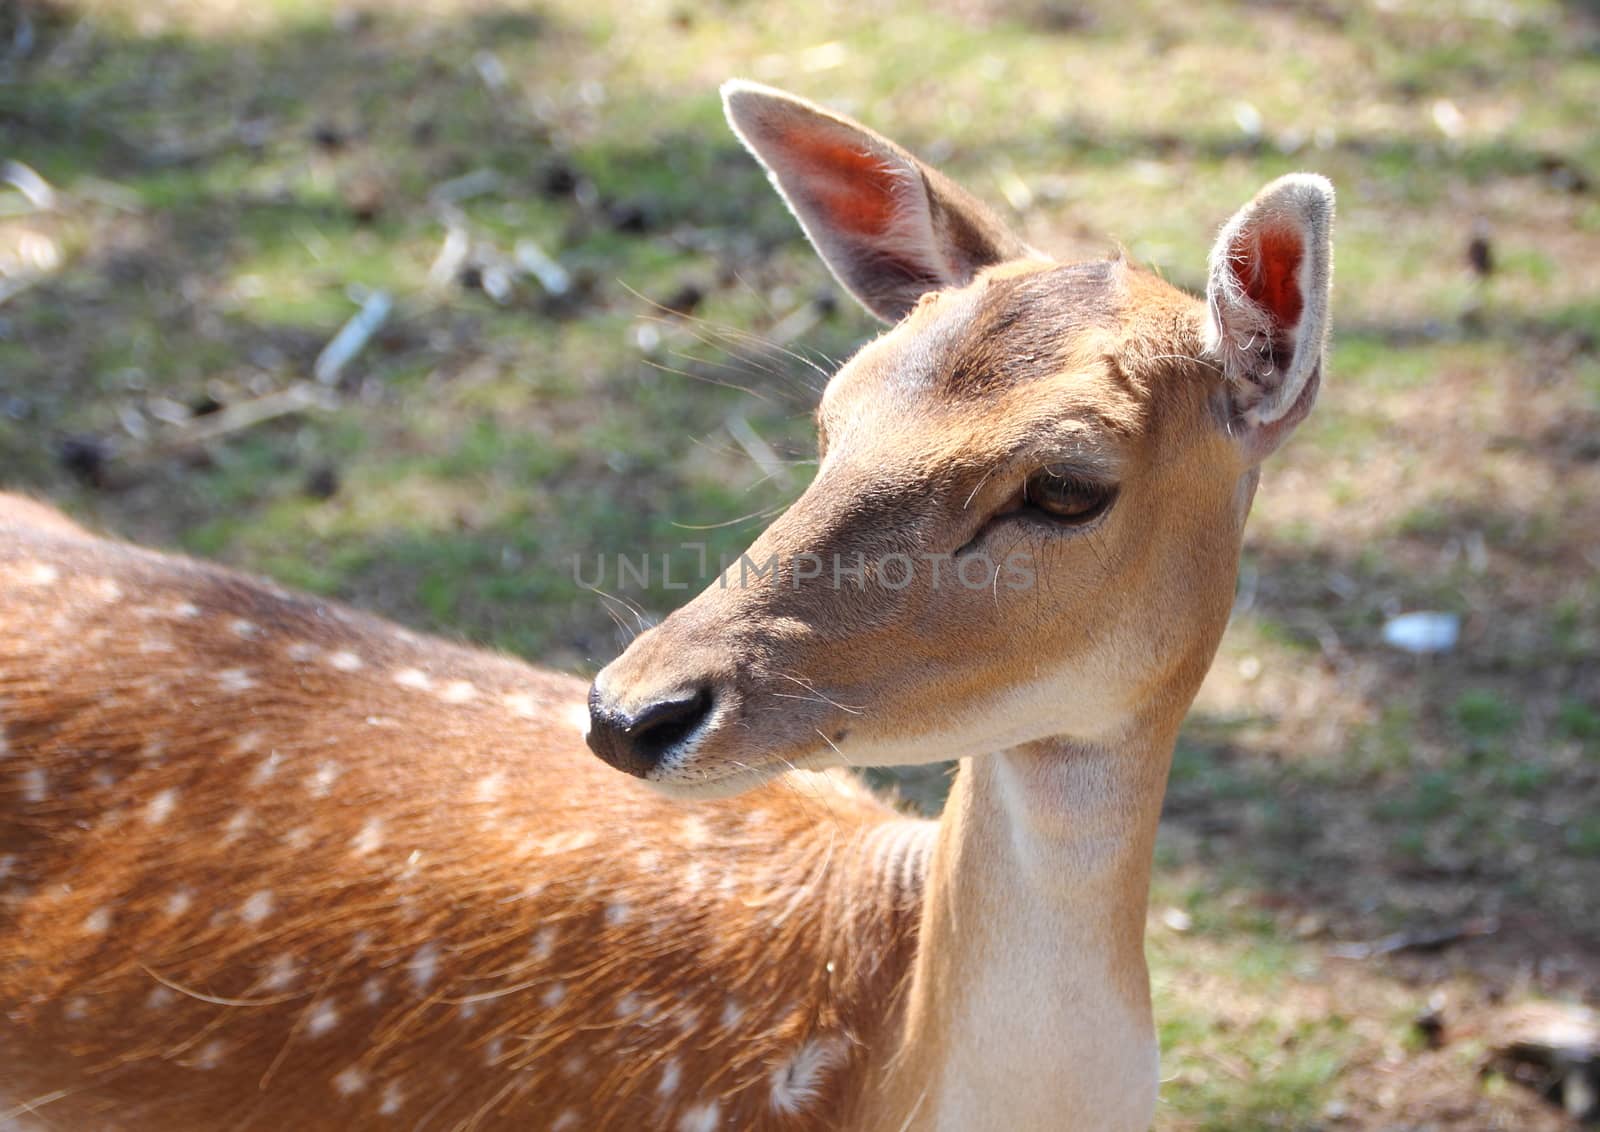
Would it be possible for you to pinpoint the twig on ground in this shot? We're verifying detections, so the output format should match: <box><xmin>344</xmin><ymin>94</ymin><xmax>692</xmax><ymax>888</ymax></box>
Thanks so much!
<box><xmin>314</xmin><ymin>292</ymin><xmax>393</xmax><ymax>385</ymax></box>
<box><xmin>1326</xmin><ymin>917</ymin><xmax>1498</xmax><ymax>961</ymax></box>
<box><xmin>142</xmin><ymin>383</ymin><xmax>335</xmax><ymax>456</ymax></box>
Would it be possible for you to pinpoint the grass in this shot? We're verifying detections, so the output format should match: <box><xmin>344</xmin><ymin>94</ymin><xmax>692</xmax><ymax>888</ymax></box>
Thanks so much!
<box><xmin>3</xmin><ymin>0</ymin><xmax>1599</xmax><ymax>1126</ymax></box>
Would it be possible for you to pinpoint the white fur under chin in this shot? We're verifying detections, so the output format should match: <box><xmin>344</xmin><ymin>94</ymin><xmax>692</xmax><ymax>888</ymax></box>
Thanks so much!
<box><xmin>835</xmin><ymin>659</ymin><xmax>1131</xmax><ymax>770</ymax></box>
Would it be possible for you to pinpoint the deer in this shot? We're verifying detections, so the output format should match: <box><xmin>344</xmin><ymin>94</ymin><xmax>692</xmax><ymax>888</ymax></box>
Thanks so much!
<box><xmin>0</xmin><ymin>81</ymin><xmax>1332</xmax><ymax>1131</ymax></box>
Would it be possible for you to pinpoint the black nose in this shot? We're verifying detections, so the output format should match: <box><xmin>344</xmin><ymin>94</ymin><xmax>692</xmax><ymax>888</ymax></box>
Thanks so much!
<box><xmin>586</xmin><ymin>685</ymin><xmax>714</xmax><ymax>778</ymax></box>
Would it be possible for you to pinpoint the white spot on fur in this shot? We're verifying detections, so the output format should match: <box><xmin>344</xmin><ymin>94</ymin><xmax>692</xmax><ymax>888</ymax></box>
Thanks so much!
<box><xmin>352</xmin><ymin>818</ymin><xmax>385</xmax><ymax>857</ymax></box>
<box><xmin>264</xmin><ymin>955</ymin><xmax>298</xmax><ymax>991</ymax></box>
<box><xmin>333</xmin><ymin>1066</ymin><xmax>367</xmax><ymax>1095</ymax></box>
<box><xmin>561</xmin><ymin>1054</ymin><xmax>585</xmax><ymax>1077</ymax></box>
<box><xmin>657</xmin><ymin>1057</ymin><xmax>681</xmax><ymax>1097</ymax></box>
<box><xmin>392</xmin><ymin>667</ymin><xmax>431</xmax><ymax>691</ymax></box>
<box><xmin>534</xmin><ymin>829</ymin><xmax>597</xmax><ymax>855</ymax></box>
<box><xmin>20</xmin><ymin>561</ymin><xmax>58</xmax><ymax>585</ymax></box>
<box><xmin>564</xmin><ymin>701</ymin><xmax>589</xmax><ymax>735</ymax></box>
<box><xmin>679</xmin><ymin>1101</ymin><xmax>721</xmax><ymax>1132</ymax></box>
<box><xmin>327</xmin><ymin>650</ymin><xmax>363</xmax><ymax>672</ymax></box>
<box><xmin>720</xmin><ymin>999</ymin><xmax>744</xmax><ymax>1029</ymax></box>
<box><xmin>231</xmin><ymin>619</ymin><xmax>261</xmax><ymax>639</ymax></box>
<box><xmin>250</xmin><ymin>752</ymin><xmax>281</xmax><ymax>785</ymax></box>
<box><xmin>140</xmin><ymin>634</ymin><xmax>174</xmax><ymax>654</ymax></box>
<box><xmin>551</xmin><ymin>1113</ymin><xmax>578</xmax><ymax>1132</ymax></box>
<box><xmin>483</xmin><ymin>1036</ymin><xmax>504</xmax><ymax>1064</ymax></box>
<box><xmin>439</xmin><ymin>680</ymin><xmax>477</xmax><ymax>704</ymax></box>
<box><xmin>770</xmin><ymin>1037</ymin><xmax>844</xmax><ymax>1114</ymax></box>
<box><xmin>233</xmin><ymin>730</ymin><xmax>264</xmax><ymax>755</ymax></box>
<box><xmin>217</xmin><ymin>668</ymin><xmax>256</xmax><ymax>693</ymax></box>
<box><xmin>241</xmin><ymin>889</ymin><xmax>275</xmax><ymax>924</ymax></box>
<box><xmin>144</xmin><ymin>788</ymin><xmax>178</xmax><ymax>825</ymax></box>
<box><xmin>286</xmin><ymin>641</ymin><xmax>319</xmax><ymax>663</ymax></box>
<box><xmin>307</xmin><ymin>999</ymin><xmax>339</xmax><ymax>1037</ymax></box>
<box><xmin>604</xmin><ymin>902</ymin><xmax>631</xmax><ymax>926</ymax></box>
<box><xmin>63</xmin><ymin>997</ymin><xmax>88</xmax><ymax>1021</ymax></box>
<box><xmin>502</xmin><ymin>692</ymin><xmax>539</xmax><ymax>717</ymax></box>
<box><xmin>378</xmin><ymin>1080</ymin><xmax>404</xmax><ymax>1115</ymax></box>
<box><xmin>473</xmin><ymin>772</ymin><xmax>505</xmax><ymax>804</ymax></box>
<box><xmin>285</xmin><ymin>825</ymin><xmax>313</xmax><ymax>850</ymax></box>
<box><xmin>146</xmin><ymin>986</ymin><xmax>176</xmax><ymax>1010</ymax></box>
<box><xmin>307</xmin><ymin>760</ymin><xmax>343</xmax><ymax>797</ymax></box>
<box><xmin>616</xmin><ymin>992</ymin><xmax>640</xmax><ymax>1019</ymax></box>
<box><xmin>223</xmin><ymin>808</ymin><xmax>253</xmax><ymax>844</ymax></box>
<box><xmin>0</xmin><ymin>854</ymin><xmax>15</xmax><ymax>882</ymax></box>
<box><xmin>174</xmin><ymin>601</ymin><xmax>201</xmax><ymax>619</ymax></box>
<box><xmin>194</xmin><ymin>1040</ymin><xmax>227</xmax><ymax>1069</ymax></box>
<box><xmin>165</xmin><ymin>888</ymin><xmax>194</xmax><ymax>918</ymax></box>
<box><xmin>541</xmin><ymin>982</ymin><xmax>566</xmax><ymax>1009</ymax></box>
<box><xmin>408</xmin><ymin>942</ymin><xmax>440</xmax><ymax>990</ymax></box>
<box><xmin>82</xmin><ymin>906</ymin><xmax>113</xmax><ymax>935</ymax></box>
<box><xmin>21</xmin><ymin>767</ymin><xmax>47</xmax><ymax>803</ymax></box>
<box><xmin>531</xmin><ymin>927</ymin><xmax>557</xmax><ymax>962</ymax></box>
<box><xmin>362</xmin><ymin>977</ymin><xmax>385</xmax><ymax>1007</ymax></box>
<box><xmin>679</xmin><ymin>816</ymin><xmax>711</xmax><ymax>847</ymax></box>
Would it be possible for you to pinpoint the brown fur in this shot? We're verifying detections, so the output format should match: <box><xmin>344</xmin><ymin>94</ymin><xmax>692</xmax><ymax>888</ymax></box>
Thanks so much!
<box><xmin>0</xmin><ymin>513</ymin><xmax>926</xmax><ymax>1129</ymax></box>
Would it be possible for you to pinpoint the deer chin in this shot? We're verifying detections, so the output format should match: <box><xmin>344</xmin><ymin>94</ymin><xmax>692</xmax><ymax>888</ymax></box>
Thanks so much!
<box><xmin>642</xmin><ymin>745</ymin><xmax>839</xmax><ymax>800</ymax></box>
<box><xmin>656</xmin><ymin>710</ymin><xmax>849</xmax><ymax>797</ymax></box>
<box><xmin>817</xmin><ymin>664</ymin><xmax>1132</xmax><ymax>772</ymax></box>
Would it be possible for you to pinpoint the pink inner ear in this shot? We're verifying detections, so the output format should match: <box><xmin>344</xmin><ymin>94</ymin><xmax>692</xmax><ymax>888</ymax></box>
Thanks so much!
<box><xmin>777</xmin><ymin>124</ymin><xmax>900</xmax><ymax>238</ymax></box>
<box><xmin>1231</xmin><ymin>224</ymin><xmax>1304</xmax><ymax>328</ymax></box>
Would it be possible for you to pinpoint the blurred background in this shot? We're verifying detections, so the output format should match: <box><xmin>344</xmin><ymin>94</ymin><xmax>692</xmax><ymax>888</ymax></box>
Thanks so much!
<box><xmin>2</xmin><ymin>0</ymin><xmax>1597</xmax><ymax>1126</ymax></box>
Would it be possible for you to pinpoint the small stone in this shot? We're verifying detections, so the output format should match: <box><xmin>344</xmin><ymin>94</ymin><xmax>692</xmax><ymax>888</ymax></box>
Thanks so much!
<box><xmin>1381</xmin><ymin>612</ymin><xmax>1460</xmax><ymax>654</ymax></box>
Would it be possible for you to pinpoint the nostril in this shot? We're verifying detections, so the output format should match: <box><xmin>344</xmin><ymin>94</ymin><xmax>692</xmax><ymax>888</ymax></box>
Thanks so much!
<box><xmin>624</xmin><ymin>688</ymin><xmax>713</xmax><ymax>762</ymax></box>
<box><xmin>586</xmin><ymin>685</ymin><xmax>715</xmax><ymax>778</ymax></box>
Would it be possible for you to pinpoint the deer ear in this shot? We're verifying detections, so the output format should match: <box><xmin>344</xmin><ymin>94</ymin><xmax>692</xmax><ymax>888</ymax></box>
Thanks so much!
<box><xmin>1203</xmin><ymin>174</ymin><xmax>1334</xmax><ymax>458</ymax></box>
<box><xmin>722</xmin><ymin>80</ymin><xmax>1031</xmax><ymax>323</ymax></box>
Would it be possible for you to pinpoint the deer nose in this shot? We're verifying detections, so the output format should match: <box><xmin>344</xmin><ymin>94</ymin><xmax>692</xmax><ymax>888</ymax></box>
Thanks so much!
<box><xmin>585</xmin><ymin>684</ymin><xmax>715</xmax><ymax>778</ymax></box>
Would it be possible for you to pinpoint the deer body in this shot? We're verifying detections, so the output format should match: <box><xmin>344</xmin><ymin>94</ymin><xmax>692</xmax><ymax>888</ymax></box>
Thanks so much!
<box><xmin>0</xmin><ymin>517</ymin><xmax>933</xmax><ymax>1130</ymax></box>
<box><xmin>1</xmin><ymin>81</ymin><xmax>1334</xmax><ymax>1131</ymax></box>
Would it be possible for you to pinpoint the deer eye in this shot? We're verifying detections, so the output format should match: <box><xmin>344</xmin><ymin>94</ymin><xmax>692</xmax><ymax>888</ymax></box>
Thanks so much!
<box><xmin>1021</xmin><ymin>466</ymin><xmax>1117</xmax><ymax>525</ymax></box>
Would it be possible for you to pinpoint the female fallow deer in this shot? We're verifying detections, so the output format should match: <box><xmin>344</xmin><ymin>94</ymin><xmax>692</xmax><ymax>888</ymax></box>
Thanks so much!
<box><xmin>0</xmin><ymin>82</ymin><xmax>1331</xmax><ymax>1131</ymax></box>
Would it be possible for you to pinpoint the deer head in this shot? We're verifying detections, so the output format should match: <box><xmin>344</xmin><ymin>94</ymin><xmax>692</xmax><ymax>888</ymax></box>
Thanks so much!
<box><xmin>587</xmin><ymin>82</ymin><xmax>1333</xmax><ymax>797</ymax></box>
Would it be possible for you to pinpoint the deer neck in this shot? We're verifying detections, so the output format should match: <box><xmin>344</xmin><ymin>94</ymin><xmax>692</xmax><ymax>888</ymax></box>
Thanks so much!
<box><xmin>863</xmin><ymin>727</ymin><xmax>1176</xmax><ymax>1132</ymax></box>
